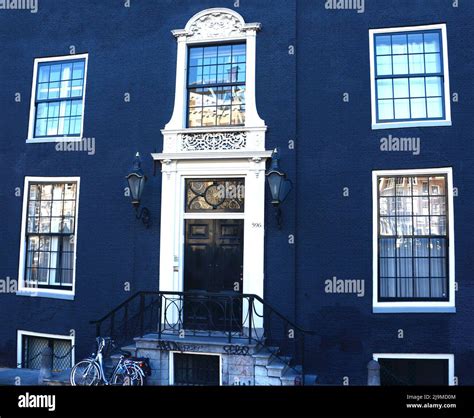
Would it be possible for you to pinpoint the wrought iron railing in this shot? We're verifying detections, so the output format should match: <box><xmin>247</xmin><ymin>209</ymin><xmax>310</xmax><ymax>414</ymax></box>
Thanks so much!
<box><xmin>90</xmin><ymin>291</ymin><xmax>314</xmax><ymax>382</ymax></box>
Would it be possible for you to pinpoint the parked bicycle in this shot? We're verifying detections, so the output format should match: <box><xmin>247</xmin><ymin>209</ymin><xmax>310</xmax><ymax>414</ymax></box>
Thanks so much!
<box><xmin>70</xmin><ymin>337</ymin><xmax>151</xmax><ymax>386</ymax></box>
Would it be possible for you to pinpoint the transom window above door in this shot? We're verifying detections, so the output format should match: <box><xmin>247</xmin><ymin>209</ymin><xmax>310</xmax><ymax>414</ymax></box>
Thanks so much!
<box><xmin>185</xmin><ymin>178</ymin><xmax>245</xmax><ymax>212</ymax></box>
<box><xmin>187</xmin><ymin>44</ymin><xmax>246</xmax><ymax>127</ymax></box>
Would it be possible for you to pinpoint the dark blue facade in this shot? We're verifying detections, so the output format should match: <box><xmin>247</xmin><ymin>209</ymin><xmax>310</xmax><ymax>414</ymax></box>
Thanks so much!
<box><xmin>0</xmin><ymin>0</ymin><xmax>472</xmax><ymax>385</ymax></box>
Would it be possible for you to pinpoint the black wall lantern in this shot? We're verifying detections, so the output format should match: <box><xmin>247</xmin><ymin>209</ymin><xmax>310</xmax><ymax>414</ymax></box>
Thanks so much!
<box><xmin>126</xmin><ymin>152</ymin><xmax>151</xmax><ymax>228</ymax></box>
<box><xmin>265</xmin><ymin>148</ymin><xmax>292</xmax><ymax>229</ymax></box>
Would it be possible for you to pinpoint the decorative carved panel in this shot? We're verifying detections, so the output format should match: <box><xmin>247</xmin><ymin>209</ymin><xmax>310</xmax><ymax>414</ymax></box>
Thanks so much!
<box><xmin>188</xmin><ymin>12</ymin><xmax>243</xmax><ymax>40</ymax></box>
<box><xmin>180</xmin><ymin>132</ymin><xmax>247</xmax><ymax>151</ymax></box>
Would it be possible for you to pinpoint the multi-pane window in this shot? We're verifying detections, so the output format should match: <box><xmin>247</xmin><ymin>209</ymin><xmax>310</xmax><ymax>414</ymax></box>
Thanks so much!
<box><xmin>21</xmin><ymin>334</ymin><xmax>73</xmax><ymax>371</ymax></box>
<box><xmin>377</xmin><ymin>175</ymin><xmax>449</xmax><ymax>301</ymax></box>
<box><xmin>24</xmin><ymin>182</ymin><xmax>78</xmax><ymax>290</ymax></box>
<box><xmin>185</xmin><ymin>178</ymin><xmax>245</xmax><ymax>212</ymax></box>
<box><xmin>33</xmin><ymin>58</ymin><xmax>86</xmax><ymax>138</ymax></box>
<box><xmin>187</xmin><ymin>44</ymin><xmax>246</xmax><ymax>127</ymax></box>
<box><xmin>373</xmin><ymin>29</ymin><xmax>446</xmax><ymax>123</ymax></box>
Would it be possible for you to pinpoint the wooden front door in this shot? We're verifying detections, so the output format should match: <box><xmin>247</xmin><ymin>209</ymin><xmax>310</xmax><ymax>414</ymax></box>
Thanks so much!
<box><xmin>184</xmin><ymin>219</ymin><xmax>244</xmax><ymax>330</ymax></box>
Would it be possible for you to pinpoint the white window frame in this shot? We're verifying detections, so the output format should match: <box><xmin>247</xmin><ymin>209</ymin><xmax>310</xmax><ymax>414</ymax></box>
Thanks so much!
<box><xmin>17</xmin><ymin>176</ymin><xmax>80</xmax><ymax>300</ymax></box>
<box><xmin>372</xmin><ymin>168</ymin><xmax>455</xmax><ymax>313</ymax></box>
<box><xmin>169</xmin><ymin>351</ymin><xmax>222</xmax><ymax>386</ymax></box>
<box><xmin>369</xmin><ymin>24</ymin><xmax>451</xmax><ymax>130</ymax></box>
<box><xmin>17</xmin><ymin>330</ymin><xmax>75</xmax><ymax>369</ymax></box>
<box><xmin>27</xmin><ymin>53</ymin><xmax>89</xmax><ymax>143</ymax></box>
<box><xmin>373</xmin><ymin>353</ymin><xmax>455</xmax><ymax>386</ymax></box>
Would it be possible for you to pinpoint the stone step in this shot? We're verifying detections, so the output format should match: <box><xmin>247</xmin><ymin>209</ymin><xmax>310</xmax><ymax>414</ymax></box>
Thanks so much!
<box><xmin>266</xmin><ymin>358</ymin><xmax>289</xmax><ymax>378</ymax></box>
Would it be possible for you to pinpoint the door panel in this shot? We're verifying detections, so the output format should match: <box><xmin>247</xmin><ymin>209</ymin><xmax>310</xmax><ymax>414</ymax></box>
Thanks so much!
<box><xmin>184</xmin><ymin>219</ymin><xmax>244</xmax><ymax>330</ymax></box>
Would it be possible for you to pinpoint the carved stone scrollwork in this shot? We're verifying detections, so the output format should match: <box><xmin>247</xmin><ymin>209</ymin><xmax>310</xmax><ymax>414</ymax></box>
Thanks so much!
<box><xmin>180</xmin><ymin>132</ymin><xmax>247</xmax><ymax>151</ymax></box>
<box><xmin>188</xmin><ymin>12</ymin><xmax>243</xmax><ymax>40</ymax></box>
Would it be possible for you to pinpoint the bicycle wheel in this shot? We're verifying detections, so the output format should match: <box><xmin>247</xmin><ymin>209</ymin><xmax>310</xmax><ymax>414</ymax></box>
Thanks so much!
<box><xmin>112</xmin><ymin>364</ymin><xmax>144</xmax><ymax>386</ymax></box>
<box><xmin>70</xmin><ymin>360</ymin><xmax>101</xmax><ymax>386</ymax></box>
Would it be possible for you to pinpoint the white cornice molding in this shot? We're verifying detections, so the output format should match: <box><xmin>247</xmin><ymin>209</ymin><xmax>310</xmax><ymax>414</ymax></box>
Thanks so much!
<box><xmin>151</xmin><ymin>150</ymin><xmax>272</xmax><ymax>162</ymax></box>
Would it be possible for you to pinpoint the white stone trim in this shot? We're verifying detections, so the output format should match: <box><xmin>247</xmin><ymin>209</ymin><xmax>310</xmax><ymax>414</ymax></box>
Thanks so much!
<box><xmin>164</xmin><ymin>8</ymin><xmax>265</xmax><ymax>132</ymax></box>
<box><xmin>373</xmin><ymin>353</ymin><xmax>455</xmax><ymax>385</ymax></box>
<box><xmin>372</xmin><ymin>168</ymin><xmax>455</xmax><ymax>313</ymax></box>
<box><xmin>17</xmin><ymin>176</ymin><xmax>80</xmax><ymax>300</ymax></box>
<box><xmin>17</xmin><ymin>330</ymin><xmax>75</xmax><ymax>369</ymax></box>
<box><xmin>169</xmin><ymin>351</ymin><xmax>222</xmax><ymax>386</ymax></box>
<box><xmin>27</xmin><ymin>53</ymin><xmax>89</xmax><ymax>143</ymax></box>
<box><xmin>369</xmin><ymin>24</ymin><xmax>451</xmax><ymax>130</ymax></box>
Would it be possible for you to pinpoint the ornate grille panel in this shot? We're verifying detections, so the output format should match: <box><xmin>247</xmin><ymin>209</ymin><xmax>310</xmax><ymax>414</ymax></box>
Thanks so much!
<box><xmin>186</xmin><ymin>178</ymin><xmax>245</xmax><ymax>213</ymax></box>
<box><xmin>173</xmin><ymin>353</ymin><xmax>220</xmax><ymax>386</ymax></box>
<box><xmin>22</xmin><ymin>335</ymin><xmax>73</xmax><ymax>371</ymax></box>
<box><xmin>180</xmin><ymin>131</ymin><xmax>247</xmax><ymax>151</ymax></box>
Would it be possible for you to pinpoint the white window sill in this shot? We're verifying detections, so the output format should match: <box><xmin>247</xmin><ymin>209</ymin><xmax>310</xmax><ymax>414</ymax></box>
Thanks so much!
<box><xmin>373</xmin><ymin>305</ymin><xmax>456</xmax><ymax>314</ymax></box>
<box><xmin>372</xmin><ymin>120</ymin><xmax>452</xmax><ymax>130</ymax></box>
<box><xmin>16</xmin><ymin>290</ymin><xmax>74</xmax><ymax>301</ymax></box>
<box><xmin>26</xmin><ymin>137</ymin><xmax>83</xmax><ymax>144</ymax></box>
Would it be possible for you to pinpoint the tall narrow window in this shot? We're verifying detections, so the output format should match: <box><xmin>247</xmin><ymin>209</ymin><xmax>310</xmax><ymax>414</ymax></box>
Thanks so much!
<box><xmin>28</xmin><ymin>54</ymin><xmax>88</xmax><ymax>141</ymax></box>
<box><xmin>370</xmin><ymin>25</ymin><xmax>451</xmax><ymax>129</ymax></box>
<box><xmin>19</xmin><ymin>178</ymin><xmax>79</xmax><ymax>296</ymax></box>
<box><xmin>187</xmin><ymin>44</ymin><xmax>246</xmax><ymax>127</ymax></box>
<box><xmin>376</xmin><ymin>172</ymin><xmax>452</xmax><ymax>303</ymax></box>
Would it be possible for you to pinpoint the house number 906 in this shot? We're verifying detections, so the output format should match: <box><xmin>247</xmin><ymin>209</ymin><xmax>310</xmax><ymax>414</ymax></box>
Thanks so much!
<box><xmin>252</xmin><ymin>222</ymin><xmax>262</xmax><ymax>228</ymax></box>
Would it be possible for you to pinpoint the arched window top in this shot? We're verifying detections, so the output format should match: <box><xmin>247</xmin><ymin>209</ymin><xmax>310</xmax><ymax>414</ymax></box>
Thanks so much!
<box><xmin>172</xmin><ymin>8</ymin><xmax>261</xmax><ymax>43</ymax></box>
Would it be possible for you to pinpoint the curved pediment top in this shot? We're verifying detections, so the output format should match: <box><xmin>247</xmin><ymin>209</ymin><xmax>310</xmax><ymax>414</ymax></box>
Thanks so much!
<box><xmin>173</xmin><ymin>8</ymin><xmax>260</xmax><ymax>40</ymax></box>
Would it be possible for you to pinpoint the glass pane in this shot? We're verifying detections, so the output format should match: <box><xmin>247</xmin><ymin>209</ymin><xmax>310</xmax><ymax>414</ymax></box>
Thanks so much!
<box><xmin>412</xmin><ymin>177</ymin><xmax>429</xmax><ymax>195</ymax></box>
<box><xmin>38</xmin><ymin>65</ymin><xmax>50</xmax><ymax>83</ymax></box>
<box><xmin>431</xmin><ymin>216</ymin><xmax>447</xmax><ymax>235</ymax></box>
<box><xmin>379</xmin><ymin>197</ymin><xmax>395</xmax><ymax>216</ymax></box>
<box><xmin>397</xmin><ymin>217</ymin><xmax>413</xmax><ymax>235</ymax></box>
<box><xmin>414</xmin><ymin>258</ymin><xmax>429</xmax><ymax>277</ymax></box>
<box><xmin>216</xmin><ymin>106</ymin><xmax>230</xmax><ymax>126</ymax></box>
<box><xmin>398</xmin><ymin>258</ymin><xmax>413</xmax><ymax>277</ymax></box>
<box><xmin>188</xmin><ymin>108</ymin><xmax>202</xmax><ymax>127</ymax></box>
<box><xmin>379</xmin><ymin>217</ymin><xmax>395</xmax><ymax>235</ymax></box>
<box><xmin>379</xmin><ymin>177</ymin><xmax>395</xmax><ymax>196</ymax></box>
<box><xmin>408</xmin><ymin>34</ymin><xmax>424</xmax><ymax>53</ymax></box>
<box><xmin>414</xmin><ymin>278</ymin><xmax>430</xmax><ymax>297</ymax></box>
<box><xmin>430</xmin><ymin>258</ymin><xmax>446</xmax><ymax>277</ymax></box>
<box><xmin>376</xmin><ymin>56</ymin><xmax>392</xmax><ymax>76</ymax></box>
<box><xmin>393</xmin><ymin>78</ymin><xmax>409</xmax><ymax>98</ymax></box>
<box><xmin>70</xmin><ymin>100</ymin><xmax>83</xmax><ymax>116</ymax></box>
<box><xmin>232</xmin><ymin>44</ymin><xmax>246</xmax><ymax>63</ymax></box>
<box><xmin>429</xmin><ymin>177</ymin><xmax>446</xmax><ymax>195</ymax></box>
<box><xmin>377</xmin><ymin>100</ymin><xmax>394</xmax><ymax>120</ymax></box>
<box><xmin>189</xmin><ymin>47</ymin><xmax>203</xmax><ymax>66</ymax></box>
<box><xmin>414</xmin><ymin>238</ymin><xmax>429</xmax><ymax>257</ymax></box>
<box><xmin>430</xmin><ymin>238</ymin><xmax>446</xmax><ymax>257</ymax></box>
<box><xmin>427</xmin><ymin>97</ymin><xmax>443</xmax><ymax>118</ymax></box>
<box><xmin>413</xmin><ymin>216</ymin><xmax>430</xmax><ymax>235</ymax></box>
<box><xmin>394</xmin><ymin>99</ymin><xmax>410</xmax><ymax>119</ymax></box>
<box><xmin>188</xmin><ymin>67</ymin><xmax>199</xmax><ymax>85</ymax></box>
<box><xmin>49</xmin><ymin>64</ymin><xmax>61</xmax><ymax>82</ymax></box>
<box><xmin>39</xmin><ymin>218</ymin><xmax>51</xmax><ymax>233</ymax></box>
<box><xmin>71</xmin><ymin>80</ymin><xmax>83</xmax><ymax>97</ymax></box>
<box><xmin>72</xmin><ymin>61</ymin><xmax>85</xmax><ymax>79</ymax></box>
<box><xmin>396</xmin><ymin>197</ymin><xmax>412</xmax><ymax>216</ymax></box>
<box><xmin>431</xmin><ymin>278</ymin><xmax>447</xmax><ymax>298</ymax></box>
<box><xmin>425</xmin><ymin>53</ymin><xmax>441</xmax><ymax>73</ymax></box>
<box><xmin>63</xmin><ymin>201</ymin><xmax>75</xmax><ymax>216</ymax></box>
<box><xmin>217</xmin><ymin>45</ymin><xmax>232</xmax><ymax>64</ymax></box>
<box><xmin>51</xmin><ymin>217</ymin><xmax>62</xmax><ymax>233</ymax></box>
<box><xmin>380</xmin><ymin>238</ymin><xmax>396</xmax><ymax>257</ymax></box>
<box><xmin>396</xmin><ymin>177</ymin><xmax>411</xmax><ymax>196</ymax></box>
<box><xmin>380</xmin><ymin>258</ymin><xmax>396</xmax><ymax>277</ymax></box>
<box><xmin>430</xmin><ymin>196</ymin><xmax>446</xmax><ymax>215</ymax></box>
<box><xmin>413</xmin><ymin>197</ymin><xmax>429</xmax><ymax>215</ymax></box>
<box><xmin>29</xmin><ymin>184</ymin><xmax>40</xmax><ymax>200</ymax></box>
<box><xmin>231</xmin><ymin>105</ymin><xmax>245</xmax><ymax>125</ymax></box>
<box><xmin>202</xmin><ymin>107</ymin><xmax>216</xmax><ymax>126</ymax></box>
<box><xmin>28</xmin><ymin>201</ymin><xmax>39</xmax><ymax>216</ymax></box>
<box><xmin>397</xmin><ymin>238</ymin><xmax>412</xmax><ymax>257</ymax></box>
<box><xmin>27</xmin><ymin>217</ymin><xmax>39</xmax><ymax>233</ymax></box>
<box><xmin>425</xmin><ymin>77</ymin><xmax>442</xmax><ymax>96</ymax></box>
<box><xmin>408</xmin><ymin>54</ymin><xmax>425</xmax><ymax>74</ymax></box>
<box><xmin>410</xmin><ymin>98</ymin><xmax>427</xmax><ymax>119</ymax></box>
<box><xmin>48</xmin><ymin>82</ymin><xmax>60</xmax><ymax>99</ymax></box>
<box><xmin>40</xmin><ymin>185</ymin><xmax>52</xmax><ymax>200</ymax></box>
<box><xmin>52</xmin><ymin>201</ymin><xmax>63</xmax><ymax>216</ymax></box>
<box><xmin>380</xmin><ymin>278</ymin><xmax>396</xmax><ymax>298</ymax></box>
<box><xmin>377</xmin><ymin>79</ymin><xmax>393</xmax><ymax>99</ymax></box>
<box><xmin>392</xmin><ymin>35</ymin><xmax>408</xmax><ymax>54</ymax></box>
<box><xmin>48</xmin><ymin>102</ymin><xmax>59</xmax><ymax>118</ymax></box>
<box><xmin>186</xmin><ymin>179</ymin><xmax>245</xmax><ymax>213</ymax></box>
<box><xmin>203</xmin><ymin>46</ymin><xmax>218</xmax><ymax>65</ymax></box>
<box><xmin>47</xmin><ymin>118</ymin><xmax>59</xmax><ymax>136</ymax></box>
<box><xmin>392</xmin><ymin>55</ymin><xmax>408</xmax><ymax>75</ymax></box>
<box><xmin>424</xmin><ymin>32</ymin><xmax>440</xmax><ymax>53</ymax></box>
<box><xmin>375</xmin><ymin>35</ymin><xmax>392</xmax><ymax>55</ymax></box>
<box><xmin>40</xmin><ymin>200</ymin><xmax>51</xmax><ymax>216</ymax></box>
<box><xmin>35</xmin><ymin>119</ymin><xmax>47</xmax><ymax>137</ymax></box>
<box><xmin>37</xmin><ymin>83</ymin><xmax>49</xmax><ymax>100</ymax></box>
<box><xmin>61</xmin><ymin>63</ymin><xmax>72</xmax><ymax>80</ymax></box>
<box><xmin>409</xmin><ymin>77</ymin><xmax>425</xmax><ymax>97</ymax></box>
